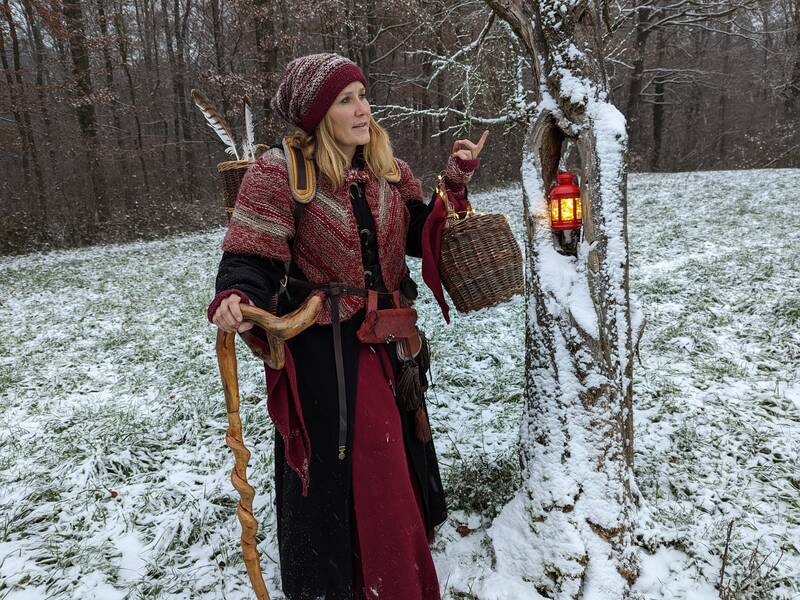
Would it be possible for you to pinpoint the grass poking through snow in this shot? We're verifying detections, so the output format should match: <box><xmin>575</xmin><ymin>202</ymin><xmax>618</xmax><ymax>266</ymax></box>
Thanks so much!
<box><xmin>1</xmin><ymin>170</ymin><xmax>799</xmax><ymax>598</ymax></box>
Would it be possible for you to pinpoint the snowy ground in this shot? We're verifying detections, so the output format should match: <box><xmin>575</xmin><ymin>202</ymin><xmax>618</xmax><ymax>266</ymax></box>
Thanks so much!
<box><xmin>1</xmin><ymin>169</ymin><xmax>798</xmax><ymax>599</ymax></box>
<box><xmin>628</xmin><ymin>169</ymin><xmax>800</xmax><ymax>599</ymax></box>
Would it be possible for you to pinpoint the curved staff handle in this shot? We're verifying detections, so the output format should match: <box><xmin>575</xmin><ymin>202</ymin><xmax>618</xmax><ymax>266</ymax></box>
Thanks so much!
<box><xmin>239</xmin><ymin>296</ymin><xmax>324</xmax><ymax>369</ymax></box>
<box><xmin>215</xmin><ymin>296</ymin><xmax>322</xmax><ymax>599</ymax></box>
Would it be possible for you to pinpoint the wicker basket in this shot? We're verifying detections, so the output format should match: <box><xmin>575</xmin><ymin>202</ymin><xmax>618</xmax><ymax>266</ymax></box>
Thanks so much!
<box><xmin>217</xmin><ymin>145</ymin><xmax>269</xmax><ymax>221</ymax></box>
<box><xmin>438</xmin><ymin>185</ymin><xmax>523</xmax><ymax>313</ymax></box>
<box><xmin>218</xmin><ymin>160</ymin><xmax>252</xmax><ymax>221</ymax></box>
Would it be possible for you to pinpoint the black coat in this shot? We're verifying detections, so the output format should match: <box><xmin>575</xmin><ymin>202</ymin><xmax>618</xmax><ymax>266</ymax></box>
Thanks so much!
<box><xmin>214</xmin><ymin>182</ymin><xmax>447</xmax><ymax>599</ymax></box>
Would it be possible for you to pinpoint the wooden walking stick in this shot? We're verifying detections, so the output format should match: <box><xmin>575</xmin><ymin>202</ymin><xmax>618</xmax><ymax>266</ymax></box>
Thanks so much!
<box><xmin>215</xmin><ymin>296</ymin><xmax>323</xmax><ymax>599</ymax></box>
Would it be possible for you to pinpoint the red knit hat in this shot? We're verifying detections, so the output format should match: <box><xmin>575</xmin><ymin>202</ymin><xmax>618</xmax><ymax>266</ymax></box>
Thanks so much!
<box><xmin>271</xmin><ymin>53</ymin><xmax>368</xmax><ymax>134</ymax></box>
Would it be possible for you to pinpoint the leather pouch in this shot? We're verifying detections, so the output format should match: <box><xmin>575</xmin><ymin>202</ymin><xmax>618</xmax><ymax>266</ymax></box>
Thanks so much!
<box><xmin>356</xmin><ymin>290</ymin><xmax>418</xmax><ymax>344</ymax></box>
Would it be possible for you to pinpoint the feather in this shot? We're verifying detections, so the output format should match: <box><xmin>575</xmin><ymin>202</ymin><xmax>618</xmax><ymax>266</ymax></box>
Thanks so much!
<box><xmin>243</xmin><ymin>95</ymin><xmax>255</xmax><ymax>160</ymax></box>
<box><xmin>191</xmin><ymin>88</ymin><xmax>239</xmax><ymax>160</ymax></box>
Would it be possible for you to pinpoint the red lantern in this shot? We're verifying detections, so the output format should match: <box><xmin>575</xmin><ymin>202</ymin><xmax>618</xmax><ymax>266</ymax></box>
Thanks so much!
<box><xmin>549</xmin><ymin>172</ymin><xmax>582</xmax><ymax>231</ymax></box>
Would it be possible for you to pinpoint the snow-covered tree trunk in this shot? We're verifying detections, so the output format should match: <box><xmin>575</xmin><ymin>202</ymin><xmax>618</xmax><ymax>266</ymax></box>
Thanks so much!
<box><xmin>483</xmin><ymin>0</ymin><xmax>641</xmax><ymax>597</ymax></box>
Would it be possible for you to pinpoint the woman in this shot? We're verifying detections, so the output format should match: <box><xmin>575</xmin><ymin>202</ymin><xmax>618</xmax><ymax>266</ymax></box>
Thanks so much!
<box><xmin>208</xmin><ymin>53</ymin><xmax>487</xmax><ymax>600</ymax></box>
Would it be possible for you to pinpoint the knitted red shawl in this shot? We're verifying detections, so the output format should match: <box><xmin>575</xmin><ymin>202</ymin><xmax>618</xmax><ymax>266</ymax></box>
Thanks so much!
<box><xmin>221</xmin><ymin>147</ymin><xmax>477</xmax><ymax>324</ymax></box>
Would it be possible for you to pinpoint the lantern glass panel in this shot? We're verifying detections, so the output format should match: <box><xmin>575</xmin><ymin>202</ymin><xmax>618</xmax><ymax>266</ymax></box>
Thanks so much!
<box><xmin>576</xmin><ymin>197</ymin><xmax>582</xmax><ymax>220</ymax></box>
<box><xmin>560</xmin><ymin>197</ymin><xmax>575</xmax><ymax>222</ymax></box>
<box><xmin>550</xmin><ymin>199</ymin><xmax>559</xmax><ymax>223</ymax></box>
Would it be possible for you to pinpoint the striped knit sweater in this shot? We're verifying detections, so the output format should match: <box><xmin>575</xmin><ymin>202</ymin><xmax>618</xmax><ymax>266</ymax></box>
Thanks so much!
<box><xmin>221</xmin><ymin>147</ymin><xmax>477</xmax><ymax>325</ymax></box>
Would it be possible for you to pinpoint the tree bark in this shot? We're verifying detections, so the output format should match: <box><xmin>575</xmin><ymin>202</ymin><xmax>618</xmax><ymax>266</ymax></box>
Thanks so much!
<box><xmin>624</xmin><ymin>6</ymin><xmax>652</xmax><ymax>155</ymax></box>
<box><xmin>651</xmin><ymin>31</ymin><xmax>666</xmax><ymax>170</ymax></box>
<box><xmin>173</xmin><ymin>0</ymin><xmax>195</xmax><ymax>198</ymax></box>
<box><xmin>253</xmin><ymin>0</ymin><xmax>279</xmax><ymax>139</ymax></box>
<box><xmin>62</xmin><ymin>0</ymin><xmax>109</xmax><ymax>227</ymax></box>
<box><xmin>679</xmin><ymin>28</ymin><xmax>709</xmax><ymax>170</ymax></box>
<box><xmin>209</xmin><ymin>0</ymin><xmax>229</xmax><ymax>118</ymax></box>
<box><xmin>133</xmin><ymin>0</ymin><xmax>154</xmax><ymax>73</ymax></box>
<box><xmin>481</xmin><ymin>0</ymin><xmax>640</xmax><ymax>595</ymax></box>
<box><xmin>784</xmin><ymin>0</ymin><xmax>800</xmax><ymax>117</ymax></box>
<box><xmin>96</xmin><ymin>0</ymin><xmax>129</xmax><ymax>214</ymax></box>
<box><xmin>0</xmin><ymin>24</ymin><xmax>30</xmax><ymax>188</ymax></box>
<box><xmin>159</xmin><ymin>0</ymin><xmax>185</xmax><ymax>188</ymax></box>
<box><xmin>96</xmin><ymin>1</ymin><xmax>123</xmax><ymax>149</ymax></box>
<box><xmin>360</xmin><ymin>3</ymin><xmax>378</xmax><ymax>87</ymax></box>
<box><xmin>20</xmin><ymin>0</ymin><xmax>56</xmax><ymax>165</ymax></box>
<box><xmin>113</xmin><ymin>0</ymin><xmax>151</xmax><ymax>198</ymax></box>
<box><xmin>2</xmin><ymin>0</ymin><xmax>46</xmax><ymax>214</ymax></box>
<box><xmin>717</xmin><ymin>22</ymin><xmax>733</xmax><ymax>162</ymax></box>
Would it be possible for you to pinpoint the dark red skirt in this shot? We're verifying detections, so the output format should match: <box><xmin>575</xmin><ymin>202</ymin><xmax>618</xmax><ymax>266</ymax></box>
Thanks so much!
<box><xmin>352</xmin><ymin>344</ymin><xmax>441</xmax><ymax>600</ymax></box>
<box><xmin>266</xmin><ymin>315</ymin><xmax>446</xmax><ymax>599</ymax></box>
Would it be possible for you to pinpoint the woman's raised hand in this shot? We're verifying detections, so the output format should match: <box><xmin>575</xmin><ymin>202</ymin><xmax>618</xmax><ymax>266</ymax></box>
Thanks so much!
<box><xmin>213</xmin><ymin>294</ymin><xmax>254</xmax><ymax>333</ymax></box>
<box><xmin>451</xmin><ymin>130</ymin><xmax>489</xmax><ymax>161</ymax></box>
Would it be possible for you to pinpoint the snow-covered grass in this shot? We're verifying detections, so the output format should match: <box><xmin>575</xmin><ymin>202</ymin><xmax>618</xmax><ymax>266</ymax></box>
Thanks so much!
<box><xmin>629</xmin><ymin>169</ymin><xmax>800</xmax><ymax>599</ymax></box>
<box><xmin>0</xmin><ymin>187</ymin><xmax>525</xmax><ymax>600</ymax></box>
<box><xmin>1</xmin><ymin>169</ymin><xmax>798</xmax><ymax>599</ymax></box>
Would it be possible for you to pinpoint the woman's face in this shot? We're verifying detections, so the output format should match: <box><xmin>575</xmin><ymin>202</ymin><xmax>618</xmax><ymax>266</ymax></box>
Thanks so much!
<box><xmin>326</xmin><ymin>81</ymin><xmax>371</xmax><ymax>152</ymax></box>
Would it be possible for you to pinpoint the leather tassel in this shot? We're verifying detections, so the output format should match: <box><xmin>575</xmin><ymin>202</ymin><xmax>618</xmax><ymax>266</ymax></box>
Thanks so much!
<box><xmin>397</xmin><ymin>361</ymin><xmax>421</xmax><ymax>411</ymax></box>
<box><xmin>414</xmin><ymin>406</ymin><xmax>432</xmax><ymax>442</ymax></box>
<box><xmin>417</xmin><ymin>332</ymin><xmax>430</xmax><ymax>394</ymax></box>
<box><xmin>418</xmin><ymin>361</ymin><xmax>429</xmax><ymax>394</ymax></box>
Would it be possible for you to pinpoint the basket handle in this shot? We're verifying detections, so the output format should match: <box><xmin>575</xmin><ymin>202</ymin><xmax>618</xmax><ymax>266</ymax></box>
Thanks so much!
<box><xmin>437</xmin><ymin>177</ymin><xmax>475</xmax><ymax>225</ymax></box>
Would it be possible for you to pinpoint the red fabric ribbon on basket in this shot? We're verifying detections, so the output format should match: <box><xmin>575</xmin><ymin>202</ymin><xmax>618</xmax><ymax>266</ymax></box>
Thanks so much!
<box><xmin>421</xmin><ymin>185</ymin><xmax>470</xmax><ymax>324</ymax></box>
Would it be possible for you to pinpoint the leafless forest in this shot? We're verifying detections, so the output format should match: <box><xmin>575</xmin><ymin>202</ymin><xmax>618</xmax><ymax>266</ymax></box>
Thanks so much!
<box><xmin>1</xmin><ymin>0</ymin><xmax>798</xmax><ymax>254</ymax></box>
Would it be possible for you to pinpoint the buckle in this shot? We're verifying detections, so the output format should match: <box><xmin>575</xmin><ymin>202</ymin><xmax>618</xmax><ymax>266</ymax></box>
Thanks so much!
<box><xmin>279</xmin><ymin>273</ymin><xmax>291</xmax><ymax>300</ymax></box>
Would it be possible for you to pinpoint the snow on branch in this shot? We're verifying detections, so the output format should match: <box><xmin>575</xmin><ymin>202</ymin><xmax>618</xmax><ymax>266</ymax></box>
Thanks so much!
<box><xmin>372</xmin><ymin>100</ymin><xmax>537</xmax><ymax>134</ymax></box>
<box><xmin>373</xmin><ymin>18</ymin><xmax>535</xmax><ymax>137</ymax></box>
<box><xmin>640</xmin><ymin>67</ymin><xmax>727</xmax><ymax>90</ymax></box>
<box><xmin>643</xmin><ymin>1</ymin><xmax>757</xmax><ymax>33</ymax></box>
<box><xmin>414</xmin><ymin>13</ymin><xmax>497</xmax><ymax>89</ymax></box>
<box><xmin>371</xmin><ymin>0</ymin><xmax>487</xmax><ymax>65</ymax></box>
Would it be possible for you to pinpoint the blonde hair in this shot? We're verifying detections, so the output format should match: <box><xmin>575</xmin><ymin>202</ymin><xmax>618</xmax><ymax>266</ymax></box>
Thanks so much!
<box><xmin>287</xmin><ymin>115</ymin><xmax>396</xmax><ymax>189</ymax></box>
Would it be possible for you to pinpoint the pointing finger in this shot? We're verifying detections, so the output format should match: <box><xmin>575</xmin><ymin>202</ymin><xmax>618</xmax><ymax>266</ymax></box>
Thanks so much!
<box><xmin>476</xmin><ymin>130</ymin><xmax>489</xmax><ymax>153</ymax></box>
<box><xmin>459</xmin><ymin>139</ymin><xmax>478</xmax><ymax>151</ymax></box>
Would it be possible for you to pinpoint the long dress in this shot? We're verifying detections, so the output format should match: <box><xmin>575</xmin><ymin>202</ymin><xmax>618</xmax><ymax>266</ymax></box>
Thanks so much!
<box><xmin>213</xmin><ymin>177</ymin><xmax>447</xmax><ymax>599</ymax></box>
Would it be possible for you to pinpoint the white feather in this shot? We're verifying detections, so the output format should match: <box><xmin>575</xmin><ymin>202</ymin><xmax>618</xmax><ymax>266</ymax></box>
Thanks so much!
<box><xmin>207</xmin><ymin>121</ymin><xmax>240</xmax><ymax>160</ymax></box>
<box><xmin>191</xmin><ymin>89</ymin><xmax>240</xmax><ymax>160</ymax></box>
<box><xmin>243</xmin><ymin>96</ymin><xmax>255</xmax><ymax>160</ymax></box>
